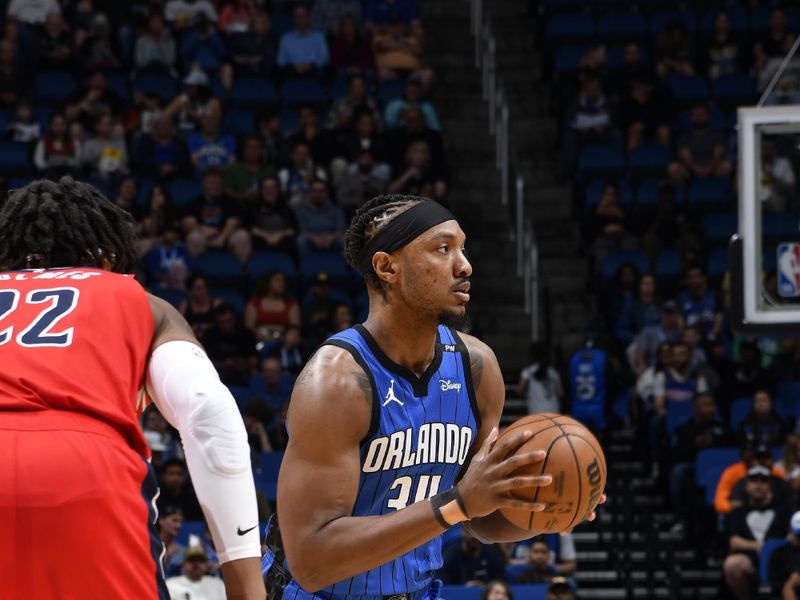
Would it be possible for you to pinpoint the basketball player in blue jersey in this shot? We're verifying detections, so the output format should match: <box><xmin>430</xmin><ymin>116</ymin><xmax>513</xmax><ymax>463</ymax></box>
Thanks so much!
<box><xmin>263</xmin><ymin>195</ymin><xmax>604</xmax><ymax>600</ymax></box>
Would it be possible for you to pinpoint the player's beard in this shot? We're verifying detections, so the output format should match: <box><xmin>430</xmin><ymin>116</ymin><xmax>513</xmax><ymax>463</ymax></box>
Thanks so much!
<box><xmin>438</xmin><ymin>309</ymin><xmax>471</xmax><ymax>332</ymax></box>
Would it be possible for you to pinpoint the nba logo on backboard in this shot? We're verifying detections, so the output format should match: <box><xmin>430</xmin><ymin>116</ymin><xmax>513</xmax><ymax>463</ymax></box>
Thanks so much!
<box><xmin>778</xmin><ymin>243</ymin><xmax>800</xmax><ymax>297</ymax></box>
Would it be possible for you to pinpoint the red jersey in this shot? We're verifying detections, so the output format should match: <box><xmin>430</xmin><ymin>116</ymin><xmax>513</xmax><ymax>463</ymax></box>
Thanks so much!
<box><xmin>0</xmin><ymin>268</ymin><xmax>154</xmax><ymax>457</ymax></box>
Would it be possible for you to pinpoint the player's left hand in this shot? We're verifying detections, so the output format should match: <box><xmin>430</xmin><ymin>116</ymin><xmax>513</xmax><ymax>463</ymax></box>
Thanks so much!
<box><xmin>560</xmin><ymin>493</ymin><xmax>606</xmax><ymax>536</ymax></box>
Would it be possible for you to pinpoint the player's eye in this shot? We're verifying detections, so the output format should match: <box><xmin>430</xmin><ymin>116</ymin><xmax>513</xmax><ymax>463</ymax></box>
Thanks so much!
<box><xmin>438</xmin><ymin>245</ymin><xmax>449</xmax><ymax>254</ymax></box>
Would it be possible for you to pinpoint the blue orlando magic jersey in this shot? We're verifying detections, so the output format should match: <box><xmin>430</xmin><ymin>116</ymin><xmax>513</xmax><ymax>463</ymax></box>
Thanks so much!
<box><xmin>269</xmin><ymin>324</ymin><xmax>480</xmax><ymax>600</ymax></box>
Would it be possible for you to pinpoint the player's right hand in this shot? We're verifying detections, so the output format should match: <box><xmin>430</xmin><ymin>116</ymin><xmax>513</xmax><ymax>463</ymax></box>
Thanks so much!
<box><xmin>455</xmin><ymin>427</ymin><xmax>551</xmax><ymax>519</ymax></box>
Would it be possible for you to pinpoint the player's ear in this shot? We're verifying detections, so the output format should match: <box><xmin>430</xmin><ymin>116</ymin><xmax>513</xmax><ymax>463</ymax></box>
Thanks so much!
<box><xmin>372</xmin><ymin>251</ymin><xmax>398</xmax><ymax>285</ymax></box>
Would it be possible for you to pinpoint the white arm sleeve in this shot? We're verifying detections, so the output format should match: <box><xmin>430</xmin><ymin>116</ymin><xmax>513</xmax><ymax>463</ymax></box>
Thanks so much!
<box><xmin>147</xmin><ymin>340</ymin><xmax>261</xmax><ymax>563</ymax></box>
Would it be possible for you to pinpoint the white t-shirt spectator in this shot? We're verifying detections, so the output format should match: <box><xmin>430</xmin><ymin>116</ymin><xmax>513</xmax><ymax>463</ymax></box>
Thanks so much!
<box><xmin>519</xmin><ymin>363</ymin><xmax>562</xmax><ymax>414</ymax></box>
<box><xmin>166</xmin><ymin>574</ymin><xmax>226</xmax><ymax>600</ymax></box>
<box><xmin>7</xmin><ymin>0</ymin><xmax>59</xmax><ymax>25</ymax></box>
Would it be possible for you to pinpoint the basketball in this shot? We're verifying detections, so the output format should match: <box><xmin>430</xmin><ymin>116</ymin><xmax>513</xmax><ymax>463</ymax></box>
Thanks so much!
<box><xmin>497</xmin><ymin>413</ymin><xmax>606</xmax><ymax>534</ymax></box>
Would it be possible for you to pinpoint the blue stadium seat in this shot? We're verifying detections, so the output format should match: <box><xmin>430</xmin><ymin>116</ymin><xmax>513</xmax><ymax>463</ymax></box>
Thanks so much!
<box><xmin>761</xmin><ymin>539</ymin><xmax>789</xmax><ymax>584</ymax></box>
<box><xmin>554</xmin><ymin>46</ymin><xmax>590</xmax><ymax>73</ymax></box>
<box><xmin>227</xmin><ymin>385</ymin><xmax>252</xmax><ymax>406</ymax></box>
<box><xmin>136</xmin><ymin>179</ymin><xmax>154</xmax><ymax>207</ymax></box>
<box><xmin>695</xmin><ymin>447</ymin><xmax>739</xmax><ymax>504</ymax></box>
<box><xmin>33</xmin><ymin>107</ymin><xmax>53</xmax><ymax>130</ymax></box>
<box><xmin>192</xmin><ymin>251</ymin><xmax>244</xmax><ymax>287</ymax></box>
<box><xmin>271</xmin><ymin>12</ymin><xmax>293</xmax><ymax>36</ymax></box>
<box><xmin>596</xmin><ymin>13</ymin><xmax>646</xmax><ymax>40</ymax></box>
<box><xmin>176</xmin><ymin>520</ymin><xmax>207</xmax><ymax>546</ymax></box>
<box><xmin>763</xmin><ymin>213</ymin><xmax>798</xmax><ymax>241</ymax></box>
<box><xmin>654</xmin><ymin>249</ymin><xmax>683</xmax><ymax>279</ymax></box>
<box><xmin>509</xmin><ymin>585</ymin><xmax>548</xmax><ymax>600</ymax></box>
<box><xmin>282</xmin><ymin>79</ymin><xmax>327</xmax><ymax>106</ymax></box>
<box><xmin>628</xmin><ymin>143</ymin><xmax>671</xmax><ymax>174</ymax></box>
<box><xmin>377</xmin><ymin>79</ymin><xmax>407</xmax><ymax>106</ymax></box>
<box><xmin>168</xmin><ymin>179</ymin><xmax>202</xmax><ymax>206</ymax></box>
<box><xmin>280</xmin><ymin>109</ymin><xmax>300</xmax><ymax>133</ymax></box>
<box><xmin>730</xmin><ymin>397</ymin><xmax>753</xmax><ymax>430</ymax></box>
<box><xmin>134</xmin><ymin>75</ymin><xmax>178</xmax><ymax>102</ymax></box>
<box><xmin>712</xmin><ymin>74</ymin><xmax>756</xmax><ymax>105</ymax></box>
<box><xmin>232</xmin><ymin>78</ymin><xmax>278</xmax><ymax>107</ymax></box>
<box><xmin>706</xmin><ymin>247</ymin><xmax>728</xmax><ymax>279</ymax></box>
<box><xmin>612</xmin><ymin>389</ymin><xmax>631</xmax><ymax>421</ymax></box>
<box><xmin>584</xmin><ymin>179</ymin><xmax>632</xmax><ymax>208</ymax></box>
<box><xmin>777</xmin><ymin>382</ymin><xmax>800</xmax><ymax>417</ymax></box>
<box><xmin>0</xmin><ymin>142</ymin><xmax>31</xmax><ymax>174</ymax></box>
<box><xmin>8</xmin><ymin>177</ymin><xmax>33</xmax><ymax>190</ymax></box>
<box><xmin>328</xmin><ymin>78</ymin><xmax>349</xmax><ymax>100</ymax></box>
<box><xmin>666</xmin><ymin>400</ymin><xmax>694</xmax><ymax>434</ymax></box>
<box><xmin>151</xmin><ymin>287</ymin><xmax>187</xmax><ymax>308</ymax></box>
<box><xmin>606</xmin><ymin>45</ymin><xmax>649</xmax><ymax>70</ymax></box>
<box><xmin>299</xmin><ymin>252</ymin><xmax>349</xmax><ymax>285</ymax></box>
<box><xmin>666</xmin><ymin>75</ymin><xmax>709</xmax><ymax>103</ymax></box>
<box><xmin>545</xmin><ymin>13</ymin><xmax>595</xmax><ymax>43</ymax></box>
<box><xmin>636</xmin><ymin>180</ymin><xmax>684</xmax><ymax>205</ymax></box>
<box><xmin>440</xmin><ymin>586</ymin><xmax>483</xmax><ymax>600</ymax></box>
<box><xmin>104</xmin><ymin>74</ymin><xmax>130</xmax><ymax>102</ymax></box>
<box><xmin>223</xmin><ymin>110</ymin><xmax>255</xmax><ymax>137</ymax></box>
<box><xmin>600</xmin><ymin>250</ymin><xmax>651</xmax><ymax>281</ymax></box>
<box><xmin>208</xmin><ymin>287</ymin><xmax>245</xmax><ymax>314</ymax></box>
<box><xmin>35</xmin><ymin>71</ymin><xmax>77</xmax><ymax>104</ymax></box>
<box><xmin>702</xmin><ymin>213</ymin><xmax>737</xmax><ymax>243</ymax></box>
<box><xmin>258</xmin><ymin>451</ymin><xmax>284</xmax><ymax>481</ymax></box>
<box><xmin>247</xmin><ymin>252</ymin><xmax>297</xmax><ymax>283</ymax></box>
<box><xmin>687</xmin><ymin>177</ymin><xmax>731</xmax><ymax>208</ymax></box>
<box><xmin>650</xmin><ymin>11</ymin><xmax>697</xmax><ymax>33</ymax></box>
<box><xmin>253</xmin><ymin>475</ymin><xmax>277</xmax><ymax>501</ymax></box>
<box><xmin>577</xmin><ymin>143</ymin><xmax>626</xmax><ymax>177</ymax></box>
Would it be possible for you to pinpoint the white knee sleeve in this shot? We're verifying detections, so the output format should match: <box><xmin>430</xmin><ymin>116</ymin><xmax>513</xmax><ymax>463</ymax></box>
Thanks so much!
<box><xmin>148</xmin><ymin>341</ymin><xmax>260</xmax><ymax>563</ymax></box>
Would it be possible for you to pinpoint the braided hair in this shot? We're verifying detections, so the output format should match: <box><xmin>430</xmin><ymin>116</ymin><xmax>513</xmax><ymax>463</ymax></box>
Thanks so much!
<box><xmin>344</xmin><ymin>193</ymin><xmax>426</xmax><ymax>290</ymax></box>
<box><xmin>0</xmin><ymin>177</ymin><xmax>136</xmax><ymax>273</ymax></box>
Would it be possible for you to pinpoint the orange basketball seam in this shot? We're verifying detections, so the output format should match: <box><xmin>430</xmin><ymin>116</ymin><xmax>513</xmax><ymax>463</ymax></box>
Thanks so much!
<box><xmin>526</xmin><ymin>432</ymin><xmax>567</xmax><ymax>531</ymax></box>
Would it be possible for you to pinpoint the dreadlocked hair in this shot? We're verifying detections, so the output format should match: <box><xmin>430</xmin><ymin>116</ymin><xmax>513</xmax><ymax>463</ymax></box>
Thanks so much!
<box><xmin>0</xmin><ymin>176</ymin><xmax>137</xmax><ymax>273</ymax></box>
<box><xmin>344</xmin><ymin>193</ymin><xmax>427</xmax><ymax>290</ymax></box>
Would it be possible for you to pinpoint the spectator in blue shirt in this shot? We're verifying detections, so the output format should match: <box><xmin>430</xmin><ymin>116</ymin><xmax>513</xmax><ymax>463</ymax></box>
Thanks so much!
<box><xmin>384</xmin><ymin>78</ymin><xmax>440</xmax><ymax>131</ymax></box>
<box><xmin>145</xmin><ymin>225</ymin><xmax>192</xmax><ymax>289</ymax></box>
<box><xmin>277</xmin><ymin>5</ymin><xmax>329</xmax><ymax>79</ymax></box>
<box><xmin>187</xmin><ymin>105</ymin><xmax>237</xmax><ymax>174</ymax></box>
<box><xmin>179</xmin><ymin>14</ymin><xmax>233</xmax><ymax>89</ymax></box>
<box><xmin>293</xmin><ymin>178</ymin><xmax>346</xmax><ymax>256</ymax></box>
<box><xmin>249</xmin><ymin>356</ymin><xmax>294</xmax><ymax>412</ymax></box>
<box><xmin>365</xmin><ymin>0</ymin><xmax>421</xmax><ymax>34</ymax></box>
<box><xmin>679</xmin><ymin>266</ymin><xmax>723</xmax><ymax>342</ymax></box>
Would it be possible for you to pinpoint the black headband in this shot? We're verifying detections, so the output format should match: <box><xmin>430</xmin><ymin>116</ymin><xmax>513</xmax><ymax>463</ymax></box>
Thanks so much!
<box><xmin>356</xmin><ymin>201</ymin><xmax>456</xmax><ymax>274</ymax></box>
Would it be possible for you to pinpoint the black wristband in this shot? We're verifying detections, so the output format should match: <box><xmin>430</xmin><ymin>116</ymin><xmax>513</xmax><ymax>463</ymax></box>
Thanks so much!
<box><xmin>430</xmin><ymin>488</ymin><xmax>463</xmax><ymax>529</ymax></box>
<box><xmin>431</xmin><ymin>503</ymin><xmax>452</xmax><ymax>529</ymax></box>
<box><xmin>452</xmin><ymin>487</ymin><xmax>469</xmax><ymax>518</ymax></box>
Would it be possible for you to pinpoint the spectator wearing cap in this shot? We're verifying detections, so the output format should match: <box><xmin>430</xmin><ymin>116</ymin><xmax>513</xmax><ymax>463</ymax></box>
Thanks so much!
<box><xmin>669</xmin><ymin>393</ymin><xmax>733</xmax><ymax>533</ymax></box>
<box><xmin>200</xmin><ymin>303</ymin><xmax>259</xmax><ymax>387</ymax></box>
<box><xmin>384</xmin><ymin>78</ymin><xmax>441</xmax><ymax>132</ymax></box>
<box><xmin>277</xmin><ymin>5</ymin><xmax>329</xmax><ymax>80</ymax></box>
<box><xmin>158</xmin><ymin>504</ymin><xmax>186</xmax><ymax>578</ymax></box>
<box><xmin>632</xmin><ymin>301</ymin><xmax>683</xmax><ymax>376</ymax></box>
<box><xmin>311</xmin><ymin>0</ymin><xmax>362</xmax><ymax>34</ymax></box>
<box><xmin>163</xmin><ymin>67</ymin><xmax>222</xmax><ymax>134</ymax></box>
<box><xmin>293</xmin><ymin>179</ymin><xmax>346</xmax><ymax>257</ymax></box>
<box><xmin>724</xmin><ymin>464</ymin><xmax>792</xmax><ymax>600</ymax></box>
<box><xmin>164</xmin><ymin>0</ymin><xmax>218</xmax><ymax>30</ymax></box>
<box><xmin>134</xmin><ymin>13</ymin><xmax>176</xmax><ymax>76</ymax></box>
<box><xmin>6</xmin><ymin>0</ymin><xmax>60</xmax><ymax>25</ymax></box>
<box><xmin>187</xmin><ymin>104</ymin><xmax>237</xmax><ymax>175</ymax></box>
<box><xmin>768</xmin><ymin>511</ymin><xmax>800</xmax><ymax>599</ymax></box>
<box><xmin>737</xmin><ymin>389</ymin><xmax>790</xmax><ymax>450</ymax></box>
<box><xmin>667</xmin><ymin>103</ymin><xmax>733</xmax><ymax>184</ymax></box>
<box><xmin>546</xmin><ymin>578</ymin><xmax>577</xmax><ymax>600</ymax></box>
<box><xmin>715</xmin><ymin>444</ymin><xmax>785</xmax><ymax>515</ymax></box>
<box><xmin>166</xmin><ymin>545</ymin><xmax>226</xmax><ymax>600</ymax></box>
<box><xmin>729</xmin><ymin>453</ymin><xmax>794</xmax><ymax>514</ymax></box>
<box><xmin>157</xmin><ymin>458</ymin><xmax>203</xmax><ymax>521</ymax></box>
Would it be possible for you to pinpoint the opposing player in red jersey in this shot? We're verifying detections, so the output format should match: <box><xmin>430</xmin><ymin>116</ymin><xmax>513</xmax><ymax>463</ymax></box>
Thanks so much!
<box><xmin>0</xmin><ymin>178</ymin><xmax>265</xmax><ymax>600</ymax></box>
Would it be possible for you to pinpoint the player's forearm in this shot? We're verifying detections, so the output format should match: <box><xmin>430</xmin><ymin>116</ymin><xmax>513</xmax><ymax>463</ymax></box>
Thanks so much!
<box><xmin>220</xmin><ymin>557</ymin><xmax>267</xmax><ymax>600</ymax></box>
<box><xmin>287</xmin><ymin>499</ymin><xmax>454</xmax><ymax>592</ymax></box>
<box><xmin>462</xmin><ymin>510</ymin><xmax>537</xmax><ymax>543</ymax></box>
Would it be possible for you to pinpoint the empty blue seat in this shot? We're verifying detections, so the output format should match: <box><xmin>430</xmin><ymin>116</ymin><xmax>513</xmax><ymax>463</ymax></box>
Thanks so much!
<box><xmin>35</xmin><ymin>71</ymin><xmax>77</xmax><ymax>104</ymax></box>
<box><xmin>104</xmin><ymin>74</ymin><xmax>130</xmax><ymax>101</ymax></box>
<box><xmin>271</xmin><ymin>12</ymin><xmax>293</xmax><ymax>36</ymax></box>
<box><xmin>134</xmin><ymin>75</ymin><xmax>178</xmax><ymax>102</ymax></box>
<box><xmin>666</xmin><ymin>400</ymin><xmax>694</xmax><ymax>434</ymax></box>
<box><xmin>777</xmin><ymin>382</ymin><xmax>800</xmax><ymax>417</ymax></box>
<box><xmin>223</xmin><ymin>110</ymin><xmax>255</xmax><ymax>137</ymax></box>
<box><xmin>168</xmin><ymin>179</ymin><xmax>202</xmax><ymax>206</ymax></box>
<box><xmin>712</xmin><ymin>74</ymin><xmax>756</xmax><ymax>104</ymax></box>
<box><xmin>377</xmin><ymin>79</ymin><xmax>407</xmax><ymax>106</ymax></box>
<box><xmin>151</xmin><ymin>287</ymin><xmax>187</xmax><ymax>308</ymax></box>
<box><xmin>584</xmin><ymin>179</ymin><xmax>632</xmax><ymax>208</ymax></box>
<box><xmin>208</xmin><ymin>287</ymin><xmax>245</xmax><ymax>314</ymax></box>
<box><xmin>577</xmin><ymin>143</ymin><xmax>626</xmax><ymax>177</ymax></box>
<box><xmin>654</xmin><ymin>249</ymin><xmax>683</xmax><ymax>279</ymax></box>
<box><xmin>761</xmin><ymin>539</ymin><xmax>789</xmax><ymax>583</ymax></box>
<box><xmin>667</xmin><ymin>75</ymin><xmax>709</xmax><ymax>103</ymax></box>
<box><xmin>232</xmin><ymin>78</ymin><xmax>278</xmax><ymax>107</ymax></box>
<box><xmin>687</xmin><ymin>177</ymin><xmax>731</xmax><ymax>207</ymax></box>
<box><xmin>440</xmin><ymin>586</ymin><xmax>483</xmax><ymax>600</ymax></box>
<box><xmin>192</xmin><ymin>251</ymin><xmax>243</xmax><ymax>287</ymax></box>
<box><xmin>509</xmin><ymin>585</ymin><xmax>547</xmax><ymax>600</ymax></box>
<box><xmin>600</xmin><ymin>250</ymin><xmax>651</xmax><ymax>280</ymax></box>
<box><xmin>707</xmin><ymin>247</ymin><xmax>728</xmax><ymax>279</ymax></box>
<box><xmin>597</xmin><ymin>13</ymin><xmax>646</xmax><ymax>39</ymax></box>
<box><xmin>702</xmin><ymin>213</ymin><xmax>737</xmax><ymax>242</ymax></box>
<box><xmin>176</xmin><ymin>520</ymin><xmax>207</xmax><ymax>546</ymax></box>
<box><xmin>247</xmin><ymin>252</ymin><xmax>296</xmax><ymax>282</ymax></box>
<box><xmin>554</xmin><ymin>46</ymin><xmax>590</xmax><ymax>73</ymax></box>
<box><xmin>695</xmin><ymin>447</ymin><xmax>739</xmax><ymax>504</ymax></box>
<box><xmin>282</xmin><ymin>79</ymin><xmax>327</xmax><ymax>106</ymax></box>
<box><xmin>628</xmin><ymin>143</ymin><xmax>671</xmax><ymax>173</ymax></box>
<box><xmin>0</xmin><ymin>142</ymin><xmax>31</xmax><ymax>173</ymax></box>
<box><xmin>300</xmin><ymin>252</ymin><xmax>349</xmax><ymax>285</ymax></box>
<box><xmin>730</xmin><ymin>397</ymin><xmax>753</xmax><ymax>430</ymax></box>
<box><xmin>545</xmin><ymin>13</ymin><xmax>594</xmax><ymax>42</ymax></box>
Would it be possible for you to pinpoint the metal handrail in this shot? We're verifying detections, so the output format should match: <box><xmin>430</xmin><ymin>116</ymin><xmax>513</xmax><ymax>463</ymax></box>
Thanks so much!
<box><xmin>468</xmin><ymin>0</ymin><xmax>539</xmax><ymax>341</ymax></box>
